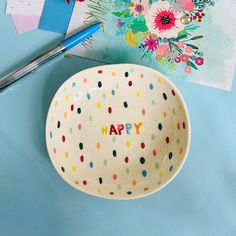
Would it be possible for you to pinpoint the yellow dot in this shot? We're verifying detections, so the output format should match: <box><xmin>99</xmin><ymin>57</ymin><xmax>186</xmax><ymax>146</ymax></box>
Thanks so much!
<box><xmin>64</xmin><ymin>152</ymin><xmax>69</xmax><ymax>158</ymax></box>
<box><xmin>159</xmin><ymin>171</ymin><xmax>164</xmax><ymax>177</ymax></box>
<box><xmin>65</xmin><ymin>95</ymin><xmax>69</xmax><ymax>101</ymax></box>
<box><xmin>96</xmin><ymin>142</ymin><xmax>101</xmax><ymax>149</ymax></box>
<box><xmin>158</xmin><ymin>77</ymin><xmax>163</xmax><ymax>83</ymax></box>
<box><xmin>163</xmin><ymin>112</ymin><xmax>167</xmax><ymax>118</ymax></box>
<box><xmin>64</xmin><ymin>112</ymin><xmax>67</xmax><ymax>118</ymax></box>
<box><xmin>54</xmin><ymin>101</ymin><xmax>58</xmax><ymax>107</ymax></box>
<box><xmin>97</xmin><ymin>189</ymin><xmax>101</xmax><ymax>193</ymax></box>
<box><xmin>130</xmin><ymin>2</ymin><xmax>134</xmax><ymax>6</ymax></box>
<box><xmin>136</xmin><ymin>91</ymin><xmax>140</xmax><ymax>97</ymax></box>
<box><xmin>112</xmin><ymin>72</ymin><xmax>116</xmax><ymax>76</ymax></box>
<box><xmin>126</xmin><ymin>141</ymin><xmax>131</xmax><ymax>148</ymax></box>
<box><xmin>72</xmin><ymin>165</ymin><xmax>76</xmax><ymax>172</ymax></box>
<box><xmin>179</xmin><ymin>105</ymin><xmax>182</xmax><ymax>111</ymax></box>
<box><xmin>132</xmin><ymin>180</ymin><xmax>137</xmax><ymax>186</ymax></box>
<box><xmin>97</xmin><ymin>102</ymin><xmax>101</xmax><ymax>109</ymax></box>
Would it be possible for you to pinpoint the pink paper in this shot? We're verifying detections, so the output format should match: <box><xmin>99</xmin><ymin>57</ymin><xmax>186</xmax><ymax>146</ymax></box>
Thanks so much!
<box><xmin>11</xmin><ymin>15</ymin><xmax>40</xmax><ymax>34</ymax></box>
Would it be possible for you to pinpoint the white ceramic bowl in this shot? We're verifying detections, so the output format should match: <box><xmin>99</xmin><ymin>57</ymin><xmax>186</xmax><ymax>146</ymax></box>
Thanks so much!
<box><xmin>46</xmin><ymin>64</ymin><xmax>191</xmax><ymax>199</ymax></box>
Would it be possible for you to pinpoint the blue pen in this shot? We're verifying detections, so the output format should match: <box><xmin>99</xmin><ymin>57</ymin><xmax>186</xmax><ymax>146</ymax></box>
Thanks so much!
<box><xmin>0</xmin><ymin>22</ymin><xmax>101</xmax><ymax>92</ymax></box>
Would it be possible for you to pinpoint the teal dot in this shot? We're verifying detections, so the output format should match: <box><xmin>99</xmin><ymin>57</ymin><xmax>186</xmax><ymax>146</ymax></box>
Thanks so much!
<box><xmin>103</xmin><ymin>160</ymin><xmax>108</xmax><ymax>166</ymax></box>
<box><xmin>50</xmin><ymin>131</ymin><xmax>53</xmax><ymax>139</ymax></box>
<box><xmin>86</xmin><ymin>93</ymin><xmax>91</xmax><ymax>100</ymax></box>
<box><xmin>112</xmin><ymin>137</ymin><xmax>116</xmax><ymax>142</ymax></box>
<box><xmin>72</xmin><ymin>82</ymin><xmax>76</xmax><ymax>87</ymax></box>
<box><xmin>142</xmin><ymin>170</ymin><xmax>147</xmax><ymax>177</ymax></box>
<box><xmin>89</xmin><ymin>161</ymin><xmax>94</xmax><ymax>168</ymax></box>
<box><xmin>169</xmin><ymin>165</ymin><xmax>173</xmax><ymax>172</ymax></box>
<box><xmin>149</xmin><ymin>83</ymin><xmax>154</xmax><ymax>90</ymax></box>
<box><xmin>111</xmin><ymin>90</ymin><xmax>115</xmax><ymax>96</ymax></box>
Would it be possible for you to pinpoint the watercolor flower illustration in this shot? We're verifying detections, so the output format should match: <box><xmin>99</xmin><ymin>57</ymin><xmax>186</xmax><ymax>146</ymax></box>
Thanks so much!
<box><xmin>112</xmin><ymin>0</ymin><xmax>215</xmax><ymax>74</ymax></box>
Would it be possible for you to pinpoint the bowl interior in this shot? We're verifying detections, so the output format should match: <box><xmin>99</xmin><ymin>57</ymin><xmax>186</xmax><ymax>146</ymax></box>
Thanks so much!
<box><xmin>46</xmin><ymin>64</ymin><xmax>190</xmax><ymax>199</ymax></box>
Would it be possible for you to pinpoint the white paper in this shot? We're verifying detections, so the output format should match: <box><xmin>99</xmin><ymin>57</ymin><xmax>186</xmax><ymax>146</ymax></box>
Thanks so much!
<box><xmin>6</xmin><ymin>0</ymin><xmax>45</xmax><ymax>16</ymax></box>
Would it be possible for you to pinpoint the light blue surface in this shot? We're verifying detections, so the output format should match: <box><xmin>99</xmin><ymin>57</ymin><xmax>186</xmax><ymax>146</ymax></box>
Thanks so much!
<box><xmin>1</xmin><ymin>1</ymin><xmax>236</xmax><ymax>236</ymax></box>
<box><xmin>39</xmin><ymin>0</ymin><xmax>75</xmax><ymax>34</ymax></box>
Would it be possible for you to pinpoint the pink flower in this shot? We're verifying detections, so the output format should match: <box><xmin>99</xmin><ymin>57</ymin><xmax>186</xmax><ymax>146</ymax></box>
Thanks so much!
<box><xmin>184</xmin><ymin>66</ymin><xmax>192</xmax><ymax>73</ymax></box>
<box><xmin>180</xmin><ymin>0</ymin><xmax>195</xmax><ymax>11</ymax></box>
<box><xmin>195</xmin><ymin>57</ymin><xmax>204</xmax><ymax>65</ymax></box>
<box><xmin>144</xmin><ymin>37</ymin><xmax>158</xmax><ymax>51</ymax></box>
<box><xmin>181</xmin><ymin>54</ymin><xmax>189</xmax><ymax>62</ymax></box>
<box><xmin>185</xmin><ymin>46</ymin><xmax>192</xmax><ymax>53</ymax></box>
<box><xmin>156</xmin><ymin>45</ymin><xmax>170</xmax><ymax>56</ymax></box>
<box><xmin>177</xmin><ymin>41</ymin><xmax>185</xmax><ymax>48</ymax></box>
<box><xmin>130</xmin><ymin>0</ymin><xmax>149</xmax><ymax>16</ymax></box>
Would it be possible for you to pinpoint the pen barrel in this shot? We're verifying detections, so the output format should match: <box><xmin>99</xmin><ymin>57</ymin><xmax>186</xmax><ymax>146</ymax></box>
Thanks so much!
<box><xmin>0</xmin><ymin>44</ymin><xmax>66</xmax><ymax>92</ymax></box>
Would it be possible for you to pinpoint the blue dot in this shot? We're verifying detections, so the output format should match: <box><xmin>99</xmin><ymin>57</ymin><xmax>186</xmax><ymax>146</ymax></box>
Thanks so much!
<box><xmin>50</xmin><ymin>131</ymin><xmax>53</xmax><ymax>139</ymax></box>
<box><xmin>86</xmin><ymin>93</ymin><xmax>91</xmax><ymax>100</ymax></box>
<box><xmin>72</xmin><ymin>82</ymin><xmax>76</xmax><ymax>87</ymax></box>
<box><xmin>111</xmin><ymin>90</ymin><xmax>115</xmax><ymax>96</ymax></box>
<box><xmin>142</xmin><ymin>170</ymin><xmax>147</xmax><ymax>177</ymax></box>
<box><xmin>89</xmin><ymin>161</ymin><xmax>94</xmax><ymax>168</ymax></box>
<box><xmin>149</xmin><ymin>83</ymin><xmax>154</xmax><ymax>90</ymax></box>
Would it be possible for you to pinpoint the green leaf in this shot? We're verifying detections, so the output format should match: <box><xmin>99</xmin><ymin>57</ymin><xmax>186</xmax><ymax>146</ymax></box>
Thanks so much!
<box><xmin>186</xmin><ymin>61</ymin><xmax>198</xmax><ymax>70</ymax></box>
<box><xmin>189</xmin><ymin>36</ymin><xmax>203</xmax><ymax>40</ymax></box>
<box><xmin>186</xmin><ymin>44</ymin><xmax>199</xmax><ymax>50</ymax></box>
<box><xmin>112</xmin><ymin>10</ymin><xmax>132</xmax><ymax>18</ymax></box>
<box><xmin>127</xmin><ymin>18</ymin><xmax>148</xmax><ymax>32</ymax></box>
<box><xmin>176</xmin><ymin>34</ymin><xmax>188</xmax><ymax>41</ymax></box>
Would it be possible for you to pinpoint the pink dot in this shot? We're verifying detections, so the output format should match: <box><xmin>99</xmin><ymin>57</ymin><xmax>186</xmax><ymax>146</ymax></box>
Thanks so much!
<box><xmin>141</xmin><ymin>142</ymin><xmax>145</xmax><ymax>149</ymax></box>
<box><xmin>177</xmin><ymin>122</ymin><xmax>180</xmax><ymax>130</ymax></box>
<box><xmin>141</xmin><ymin>109</ymin><xmax>146</xmax><ymax>116</ymax></box>
<box><xmin>108</xmin><ymin>107</ymin><xmax>112</xmax><ymax>114</ymax></box>
<box><xmin>152</xmin><ymin>149</ymin><xmax>157</xmax><ymax>156</ymax></box>
<box><xmin>83</xmin><ymin>78</ymin><xmax>87</xmax><ymax>83</ymax></box>
<box><xmin>78</xmin><ymin>124</ymin><xmax>82</xmax><ymax>130</ymax></box>
<box><xmin>70</xmin><ymin>104</ymin><xmax>74</xmax><ymax>111</ymax></box>
<box><xmin>83</xmin><ymin>180</ymin><xmax>87</xmax><ymax>185</ymax></box>
<box><xmin>140</xmin><ymin>74</ymin><xmax>144</xmax><ymax>78</ymax></box>
<box><xmin>98</xmin><ymin>70</ymin><xmax>103</xmax><ymax>74</ymax></box>
<box><xmin>128</xmin><ymin>81</ymin><xmax>132</xmax><ymax>86</ymax></box>
<box><xmin>144</xmin><ymin>187</ymin><xmax>149</xmax><ymax>191</ymax></box>
<box><xmin>113</xmin><ymin>174</ymin><xmax>117</xmax><ymax>180</ymax></box>
<box><xmin>75</xmin><ymin>181</ymin><xmax>79</xmax><ymax>185</ymax></box>
<box><xmin>62</xmin><ymin>135</ymin><xmax>65</xmax><ymax>142</ymax></box>
<box><xmin>125</xmin><ymin>156</ymin><xmax>129</xmax><ymax>163</ymax></box>
<box><xmin>80</xmin><ymin>155</ymin><xmax>84</xmax><ymax>162</ymax></box>
<box><xmin>53</xmin><ymin>148</ymin><xmax>56</xmax><ymax>154</ymax></box>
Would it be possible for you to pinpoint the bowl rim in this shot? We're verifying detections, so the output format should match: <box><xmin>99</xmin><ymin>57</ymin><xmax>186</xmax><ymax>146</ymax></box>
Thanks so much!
<box><xmin>45</xmin><ymin>63</ymin><xmax>191</xmax><ymax>200</ymax></box>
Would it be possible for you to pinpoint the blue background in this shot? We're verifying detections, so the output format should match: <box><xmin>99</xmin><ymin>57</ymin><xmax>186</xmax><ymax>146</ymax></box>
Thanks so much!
<box><xmin>0</xmin><ymin>1</ymin><xmax>236</xmax><ymax>235</ymax></box>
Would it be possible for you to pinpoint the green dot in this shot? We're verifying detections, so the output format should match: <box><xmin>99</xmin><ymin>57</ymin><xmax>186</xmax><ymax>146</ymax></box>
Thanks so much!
<box><xmin>176</xmin><ymin>137</ymin><xmax>180</xmax><ymax>144</ymax></box>
<box><xmin>157</xmin><ymin>180</ymin><xmax>162</xmax><ymax>184</ymax></box>
<box><xmin>103</xmin><ymin>160</ymin><xmax>108</xmax><ymax>166</ymax></box>
<box><xmin>117</xmin><ymin>184</ymin><xmax>122</xmax><ymax>190</ymax></box>
<box><xmin>155</xmin><ymin>162</ymin><xmax>159</xmax><ymax>169</ymax></box>
<box><xmin>112</xmin><ymin>137</ymin><xmax>116</xmax><ymax>142</ymax></box>
<box><xmin>172</xmin><ymin>108</ymin><xmax>176</xmax><ymax>115</ymax></box>
<box><xmin>50</xmin><ymin>131</ymin><xmax>53</xmax><ymax>139</ymax></box>
<box><xmin>89</xmin><ymin>115</ymin><xmax>92</xmax><ymax>121</ymax></box>
<box><xmin>69</xmin><ymin>127</ymin><xmax>73</xmax><ymax>134</ymax></box>
<box><xmin>126</xmin><ymin>168</ymin><xmax>130</xmax><ymax>174</ymax></box>
<box><xmin>151</xmin><ymin>134</ymin><xmax>155</xmax><ymax>140</ymax></box>
<box><xmin>151</xmin><ymin>99</ymin><xmax>155</xmax><ymax>105</ymax></box>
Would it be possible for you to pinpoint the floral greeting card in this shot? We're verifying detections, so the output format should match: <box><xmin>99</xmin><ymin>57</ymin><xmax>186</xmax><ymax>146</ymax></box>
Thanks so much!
<box><xmin>67</xmin><ymin>0</ymin><xmax>236</xmax><ymax>90</ymax></box>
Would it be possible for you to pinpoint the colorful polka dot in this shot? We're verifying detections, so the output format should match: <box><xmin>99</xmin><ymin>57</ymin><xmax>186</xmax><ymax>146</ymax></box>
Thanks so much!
<box><xmin>151</xmin><ymin>99</ymin><xmax>155</xmax><ymax>105</ymax></box>
<box><xmin>140</xmin><ymin>73</ymin><xmax>144</xmax><ymax>78</ymax></box>
<box><xmin>144</xmin><ymin>187</ymin><xmax>149</xmax><ymax>191</ymax></box>
<box><xmin>126</xmin><ymin>141</ymin><xmax>131</xmax><ymax>148</ymax></box>
<box><xmin>158</xmin><ymin>123</ymin><xmax>162</xmax><ymax>130</ymax></box>
<box><xmin>140</xmin><ymin>157</ymin><xmax>145</xmax><ymax>164</ymax></box>
<box><xmin>102</xmin><ymin>93</ymin><xmax>106</xmax><ymax>99</ymax></box>
<box><xmin>113</xmin><ymin>174</ymin><xmax>117</xmax><ymax>180</ymax></box>
<box><xmin>86</xmin><ymin>93</ymin><xmax>91</xmax><ymax>100</ymax></box>
<box><xmin>180</xmin><ymin>148</ymin><xmax>183</xmax><ymax>154</ymax></box>
<box><xmin>103</xmin><ymin>160</ymin><xmax>108</xmax><ymax>166</ymax></box>
<box><xmin>112</xmin><ymin>72</ymin><xmax>116</xmax><ymax>76</ymax></box>
<box><xmin>69</xmin><ymin>127</ymin><xmax>73</xmax><ymax>134</ymax></box>
<box><xmin>159</xmin><ymin>171</ymin><xmax>164</xmax><ymax>177</ymax></box>
<box><xmin>98</xmin><ymin>70</ymin><xmax>103</xmax><ymax>74</ymax></box>
<box><xmin>136</xmin><ymin>91</ymin><xmax>140</xmax><ymax>97</ymax></box>
<box><xmin>62</xmin><ymin>135</ymin><xmax>66</xmax><ymax>142</ymax></box>
<box><xmin>72</xmin><ymin>165</ymin><xmax>76</xmax><ymax>172</ymax></box>
<box><xmin>149</xmin><ymin>83</ymin><xmax>154</xmax><ymax>90</ymax></box>
<box><xmin>61</xmin><ymin>167</ymin><xmax>65</xmax><ymax>172</ymax></box>
<box><xmin>65</xmin><ymin>95</ymin><xmax>69</xmax><ymax>101</ymax></box>
<box><xmin>142</xmin><ymin>170</ymin><xmax>147</xmax><ymax>177</ymax></box>
<box><xmin>83</xmin><ymin>78</ymin><xmax>87</xmax><ymax>83</ymax></box>
<box><xmin>128</xmin><ymin>81</ymin><xmax>132</xmax><ymax>86</ymax></box>
<box><xmin>112</xmin><ymin>150</ymin><xmax>117</xmax><ymax>157</ymax></box>
<box><xmin>163</xmin><ymin>112</ymin><xmax>167</xmax><ymax>118</ymax></box>
<box><xmin>126</xmin><ymin>168</ymin><xmax>130</xmax><ymax>174</ymax></box>
<box><xmin>151</xmin><ymin>134</ymin><xmax>155</xmax><ymax>140</ymax></box>
<box><xmin>98</xmin><ymin>81</ymin><xmax>102</xmax><ymax>88</ymax></box>
<box><xmin>50</xmin><ymin>131</ymin><xmax>53</xmax><ymax>139</ymax></box>
<box><xmin>176</xmin><ymin>137</ymin><xmax>180</xmax><ymax>144</ymax></box>
<box><xmin>168</xmin><ymin>152</ymin><xmax>173</xmax><ymax>159</ymax></box>
<box><xmin>152</xmin><ymin>149</ymin><xmax>157</xmax><ymax>156</ymax></box>
<box><xmin>80</xmin><ymin>155</ymin><xmax>84</xmax><ymax>162</ymax></box>
<box><xmin>53</xmin><ymin>148</ymin><xmax>56</xmax><ymax>154</ymax></box>
<box><xmin>77</xmin><ymin>107</ymin><xmax>81</xmax><ymax>114</ymax></box>
<box><xmin>96</xmin><ymin>142</ymin><xmax>101</xmax><ymax>149</ymax></box>
<box><xmin>57</xmin><ymin>121</ymin><xmax>60</xmax><ymax>128</ymax></box>
<box><xmin>155</xmin><ymin>162</ymin><xmax>159</xmax><ymax>169</ymax></box>
<box><xmin>124</xmin><ymin>156</ymin><xmax>129</xmax><ymax>163</ymax></box>
<box><xmin>123</xmin><ymin>101</ymin><xmax>128</xmax><ymax>108</ymax></box>
<box><xmin>125</xmin><ymin>72</ymin><xmax>129</xmax><ymax>77</ymax></box>
<box><xmin>183</xmin><ymin>122</ymin><xmax>186</xmax><ymax>129</ymax></box>
<box><xmin>172</xmin><ymin>108</ymin><xmax>176</xmax><ymax>115</ymax></box>
<box><xmin>163</xmin><ymin>93</ymin><xmax>167</xmax><ymax>100</ymax></box>
<box><xmin>117</xmin><ymin>184</ymin><xmax>122</xmax><ymax>190</ymax></box>
<box><xmin>108</xmin><ymin>107</ymin><xmax>112</xmax><ymax>113</ymax></box>
<box><xmin>132</xmin><ymin>180</ymin><xmax>136</xmax><ymax>186</ymax></box>
<box><xmin>97</xmin><ymin>102</ymin><xmax>101</xmax><ymax>109</ymax></box>
<box><xmin>79</xmin><ymin>142</ymin><xmax>83</xmax><ymax>150</ymax></box>
<box><xmin>72</xmin><ymin>82</ymin><xmax>76</xmax><ymax>87</ymax></box>
<box><xmin>64</xmin><ymin>152</ymin><xmax>69</xmax><ymax>158</ymax></box>
<box><xmin>166</xmin><ymin>137</ymin><xmax>170</xmax><ymax>143</ymax></box>
<box><xmin>99</xmin><ymin>177</ymin><xmax>103</xmax><ymax>184</ymax></box>
<box><xmin>78</xmin><ymin>124</ymin><xmax>82</xmax><ymax>130</ymax></box>
<box><xmin>109</xmin><ymin>192</ymin><xmax>114</xmax><ymax>195</ymax></box>
<box><xmin>172</xmin><ymin>89</ymin><xmax>176</xmax><ymax>96</ymax></box>
<box><xmin>127</xmin><ymin>191</ymin><xmax>132</xmax><ymax>195</ymax></box>
<box><xmin>169</xmin><ymin>165</ymin><xmax>173</xmax><ymax>172</ymax></box>
<box><xmin>89</xmin><ymin>115</ymin><xmax>92</xmax><ymax>121</ymax></box>
<box><xmin>70</xmin><ymin>104</ymin><xmax>74</xmax><ymax>111</ymax></box>
<box><xmin>141</xmin><ymin>109</ymin><xmax>146</xmax><ymax>116</ymax></box>
<box><xmin>141</xmin><ymin>142</ymin><xmax>145</xmax><ymax>149</ymax></box>
<box><xmin>112</xmin><ymin>137</ymin><xmax>116</xmax><ymax>142</ymax></box>
<box><xmin>177</xmin><ymin>122</ymin><xmax>180</xmax><ymax>129</ymax></box>
<box><xmin>64</xmin><ymin>112</ymin><xmax>67</xmax><ymax>118</ymax></box>
<box><xmin>111</xmin><ymin>90</ymin><xmax>115</xmax><ymax>96</ymax></box>
<box><xmin>83</xmin><ymin>180</ymin><xmax>87</xmax><ymax>185</ymax></box>
<box><xmin>89</xmin><ymin>161</ymin><xmax>94</xmax><ymax>168</ymax></box>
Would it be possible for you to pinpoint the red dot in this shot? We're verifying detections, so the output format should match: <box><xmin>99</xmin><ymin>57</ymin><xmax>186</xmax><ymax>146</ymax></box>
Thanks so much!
<box><xmin>128</xmin><ymin>81</ymin><xmax>132</xmax><ymax>86</ymax></box>
<box><xmin>141</xmin><ymin>142</ymin><xmax>145</xmax><ymax>149</ymax></box>
<box><xmin>62</xmin><ymin>135</ymin><xmax>65</xmax><ymax>142</ymax></box>
<box><xmin>70</xmin><ymin>104</ymin><xmax>74</xmax><ymax>111</ymax></box>
<box><xmin>53</xmin><ymin>148</ymin><xmax>56</xmax><ymax>154</ymax></box>
<box><xmin>83</xmin><ymin>180</ymin><xmax>87</xmax><ymax>185</ymax></box>
<box><xmin>166</xmin><ymin>137</ymin><xmax>170</xmax><ymax>144</ymax></box>
<box><xmin>144</xmin><ymin>187</ymin><xmax>149</xmax><ymax>191</ymax></box>
<box><xmin>183</xmin><ymin>122</ymin><xmax>186</xmax><ymax>129</ymax></box>
<box><xmin>171</xmin><ymin>90</ymin><xmax>176</xmax><ymax>96</ymax></box>
<box><xmin>80</xmin><ymin>155</ymin><xmax>84</xmax><ymax>162</ymax></box>
<box><xmin>201</xmin><ymin>13</ymin><xmax>205</xmax><ymax>16</ymax></box>
<box><xmin>125</xmin><ymin>156</ymin><xmax>129</xmax><ymax>163</ymax></box>
<box><xmin>98</xmin><ymin>70</ymin><xmax>103</xmax><ymax>74</ymax></box>
<box><xmin>152</xmin><ymin>149</ymin><xmax>157</xmax><ymax>156</ymax></box>
<box><xmin>198</xmin><ymin>19</ymin><xmax>201</xmax><ymax>22</ymax></box>
<box><xmin>109</xmin><ymin>192</ymin><xmax>114</xmax><ymax>195</ymax></box>
<box><xmin>75</xmin><ymin>181</ymin><xmax>79</xmax><ymax>185</ymax></box>
<box><xmin>113</xmin><ymin>174</ymin><xmax>117</xmax><ymax>180</ymax></box>
<box><xmin>140</xmin><ymin>74</ymin><xmax>144</xmax><ymax>78</ymax></box>
<box><xmin>78</xmin><ymin>124</ymin><xmax>82</xmax><ymax>130</ymax></box>
<box><xmin>177</xmin><ymin>122</ymin><xmax>180</xmax><ymax>130</ymax></box>
<box><xmin>108</xmin><ymin>107</ymin><xmax>112</xmax><ymax>114</ymax></box>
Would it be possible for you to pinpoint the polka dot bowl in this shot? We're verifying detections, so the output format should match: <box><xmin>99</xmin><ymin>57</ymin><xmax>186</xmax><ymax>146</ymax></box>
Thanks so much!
<box><xmin>46</xmin><ymin>64</ymin><xmax>191</xmax><ymax>199</ymax></box>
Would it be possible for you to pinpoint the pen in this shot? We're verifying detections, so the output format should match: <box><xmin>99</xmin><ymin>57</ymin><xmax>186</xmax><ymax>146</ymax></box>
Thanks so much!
<box><xmin>0</xmin><ymin>22</ymin><xmax>101</xmax><ymax>92</ymax></box>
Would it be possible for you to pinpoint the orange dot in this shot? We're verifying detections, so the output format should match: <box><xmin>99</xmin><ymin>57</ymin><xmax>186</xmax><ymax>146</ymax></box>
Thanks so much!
<box><xmin>180</xmin><ymin>147</ymin><xmax>183</xmax><ymax>154</ymax></box>
<box><xmin>163</xmin><ymin>112</ymin><xmax>167</xmax><ymax>118</ymax></box>
<box><xmin>112</xmin><ymin>72</ymin><xmax>116</xmax><ymax>76</ymax></box>
<box><xmin>132</xmin><ymin>180</ymin><xmax>137</xmax><ymax>186</ymax></box>
<box><xmin>64</xmin><ymin>152</ymin><xmax>69</xmax><ymax>158</ymax></box>
<box><xmin>96</xmin><ymin>142</ymin><xmax>101</xmax><ymax>149</ymax></box>
<box><xmin>64</xmin><ymin>112</ymin><xmax>67</xmax><ymax>118</ymax></box>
